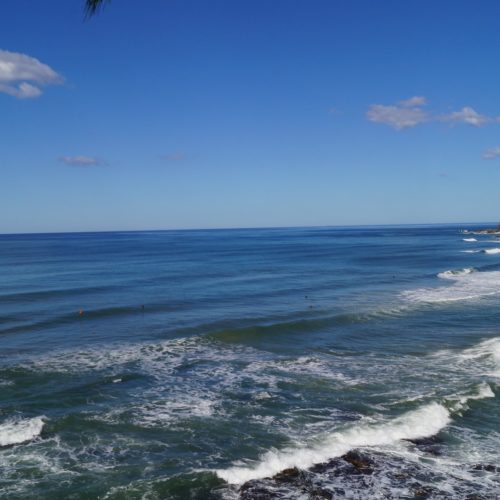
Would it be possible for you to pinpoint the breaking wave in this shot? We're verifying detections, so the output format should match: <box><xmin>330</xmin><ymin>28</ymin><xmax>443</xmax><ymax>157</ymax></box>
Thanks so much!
<box><xmin>403</xmin><ymin>271</ymin><xmax>500</xmax><ymax>303</ymax></box>
<box><xmin>483</xmin><ymin>248</ymin><xmax>500</xmax><ymax>255</ymax></box>
<box><xmin>216</xmin><ymin>381</ymin><xmax>494</xmax><ymax>484</ymax></box>
<box><xmin>437</xmin><ymin>337</ymin><xmax>500</xmax><ymax>378</ymax></box>
<box><xmin>0</xmin><ymin>417</ymin><xmax>45</xmax><ymax>447</ymax></box>
<box><xmin>437</xmin><ymin>268</ymin><xmax>475</xmax><ymax>279</ymax></box>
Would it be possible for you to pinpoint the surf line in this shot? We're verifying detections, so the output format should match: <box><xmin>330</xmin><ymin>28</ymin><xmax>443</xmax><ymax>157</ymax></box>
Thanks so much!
<box><xmin>216</xmin><ymin>384</ymin><xmax>494</xmax><ymax>484</ymax></box>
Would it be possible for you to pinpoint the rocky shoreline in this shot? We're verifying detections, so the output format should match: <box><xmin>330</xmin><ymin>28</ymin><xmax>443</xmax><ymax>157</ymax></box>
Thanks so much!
<box><xmin>464</xmin><ymin>225</ymin><xmax>500</xmax><ymax>236</ymax></box>
<box><xmin>236</xmin><ymin>442</ymin><xmax>498</xmax><ymax>499</ymax></box>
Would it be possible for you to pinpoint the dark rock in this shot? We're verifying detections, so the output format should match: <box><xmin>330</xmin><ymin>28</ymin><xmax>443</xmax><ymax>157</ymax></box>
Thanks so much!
<box><xmin>341</xmin><ymin>450</ymin><xmax>374</xmax><ymax>474</ymax></box>
<box><xmin>309</xmin><ymin>457</ymin><xmax>343</xmax><ymax>474</ymax></box>
<box><xmin>405</xmin><ymin>435</ymin><xmax>443</xmax><ymax>456</ymax></box>
<box><xmin>406</xmin><ymin>435</ymin><xmax>443</xmax><ymax>446</ymax></box>
<box><xmin>239</xmin><ymin>481</ymin><xmax>280</xmax><ymax>499</ymax></box>
<box><xmin>239</xmin><ymin>467</ymin><xmax>309</xmax><ymax>499</ymax></box>
<box><xmin>309</xmin><ymin>487</ymin><xmax>334</xmax><ymax>499</ymax></box>
<box><xmin>472</xmin><ymin>464</ymin><xmax>500</xmax><ymax>473</ymax></box>
<box><xmin>412</xmin><ymin>484</ymin><xmax>438</xmax><ymax>498</ymax></box>
<box><xmin>273</xmin><ymin>467</ymin><xmax>300</xmax><ymax>482</ymax></box>
<box><xmin>237</xmin><ymin>450</ymin><xmax>497</xmax><ymax>499</ymax></box>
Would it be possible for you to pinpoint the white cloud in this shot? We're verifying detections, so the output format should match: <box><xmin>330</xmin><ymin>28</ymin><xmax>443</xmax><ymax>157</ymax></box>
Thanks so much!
<box><xmin>367</xmin><ymin>97</ymin><xmax>498</xmax><ymax>131</ymax></box>
<box><xmin>366</xmin><ymin>99</ymin><xmax>428</xmax><ymax>130</ymax></box>
<box><xmin>59</xmin><ymin>156</ymin><xmax>104</xmax><ymax>167</ymax></box>
<box><xmin>483</xmin><ymin>147</ymin><xmax>500</xmax><ymax>160</ymax></box>
<box><xmin>399</xmin><ymin>96</ymin><xmax>427</xmax><ymax>108</ymax></box>
<box><xmin>441</xmin><ymin>106</ymin><xmax>490</xmax><ymax>127</ymax></box>
<box><xmin>0</xmin><ymin>49</ymin><xmax>62</xmax><ymax>99</ymax></box>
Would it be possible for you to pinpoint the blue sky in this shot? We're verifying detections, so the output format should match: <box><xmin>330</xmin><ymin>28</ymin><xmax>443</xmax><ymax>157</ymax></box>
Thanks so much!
<box><xmin>1</xmin><ymin>0</ymin><xmax>500</xmax><ymax>233</ymax></box>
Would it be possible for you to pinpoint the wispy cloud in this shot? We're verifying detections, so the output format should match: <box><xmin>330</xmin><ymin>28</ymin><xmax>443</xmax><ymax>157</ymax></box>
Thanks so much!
<box><xmin>399</xmin><ymin>96</ymin><xmax>427</xmax><ymax>107</ymax></box>
<box><xmin>366</xmin><ymin>96</ymin><xmax>429</xmax><ymax>130</ymax></box>
<box><xmin>160</xmin><ymin>152</ymin><xmax>185</xmax><ymax>161</ymax></box>
<box><xmin>59</xmin><ymin>156</ymin><xmax>105</xmax><ymax>167</ymax></box>
<box><xmin>440</xmin><ymin>106</ymin><xmax>490</xmax><ymax>127</ymax></box>
<box><xmin>367</xmin><ymin>97</ymin><xmax>497</xmax><ymax>131</ymax></box>
<box><xmin>0</xmin><ymin>49</ymin><xmax>63</xmax><ymax>99</ymax></box>
<box><xmin>483</xmin><ymin>147</ymin><xmax>500</xmax><ymax>160</ymax></box>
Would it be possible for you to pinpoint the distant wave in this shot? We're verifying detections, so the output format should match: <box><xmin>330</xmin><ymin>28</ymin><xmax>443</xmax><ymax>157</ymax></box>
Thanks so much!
<box><xmin>0</xmin><ymin>301</ymin><xmax>192</xmax><ymax>337</ymax></box>
<box><xmin>403</xmin><ymin>271</ymin><xmax>500</xmax><ymax>303</ymax></box>
<box><xmin>460</xmin><ymin>248</ymin><xmax>500</xmax><ymax>254</ymax></box>
<box><xmin>467</xmin><ymin>231</ymin><xmax>500</xmax><ymax>235</ymax></box>
<box><xmin>437</xmin><ymin>268</ymin><xmax>475</xmax><ymax>279</ymax></box>
<box><xmin>0</xmin><ymin>417</ymin><xmax>44</xmax><ymax>447</ymax></box>
<box><xmin>215</xmin><ymin>382</ymin><xmax>493</xmax><ymax>484</ymax></box>
<box><xmin>463</xmin><ymin>238</ymin><xmax>477</xmax><ymax>242</ymax></box>
<box><xmin>483</xmin><ymin>248</ymin><xmax>500</xmax><ymax>254</ymax></box>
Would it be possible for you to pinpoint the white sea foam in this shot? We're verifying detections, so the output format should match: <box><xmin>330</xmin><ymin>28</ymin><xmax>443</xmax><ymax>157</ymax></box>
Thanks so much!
<box><xmin>459</xmin><ymin>337</ymin><xmax>500</xmax><ymax>378</ymax></box>
<box><xmin>273</xmin><ymin>356</ymin><xmax>357</xmax><ymax>384</ymax></box>
<box><xmin>24</xmin><ymin>336</ymin><xmax>267</xmax><ymax>378</ymax></box>
<box><xmin>403</xmin><ymin>271</ymin><xmax>500</xmax><ymax>303</ymax></box>
<box><xmin>0</xmin><ymin>417</ymin><xmax>44</xmax><ymax>447</ymax></box>
<box><xmin>448</xmin><ymin>382</ymin><xmax>495</xmax><ymax>413</ymax></box>
<box><xmin>462</xmin><ymin>250</ymin><xmax>480</xmax><ymax>253</ymax></box>
<box><xmin>216</xmin><ymin>402</ymin><xmax>451</xmax><ymax>484</ymax></box>
<box><xmin>463</xmin><ymin>238</ymin><xmax>477</xmax><ymax>242</ymax></box>
<box><xmin>133</xmin><ymin>394</ymin><xmax>216</xmax><ymax>427</ymax></box>
<box><xmin>437</xmin><ymin>268</ymin><xmax>475</xmax><ymax>279</ymax></box>
<box><xmin>254</xmin><ymin>391</ymin><xmax>273</xmax><ymax>400</ymax></box>
<box><xmin>431</xmin><ymin>337</ymin><xmax>500</xmax><ymax>380</ymax></box>
<box><xmin>483</xmin><ymin>248</ymin><xmax>500</xmax><ymax>254</ymax></box>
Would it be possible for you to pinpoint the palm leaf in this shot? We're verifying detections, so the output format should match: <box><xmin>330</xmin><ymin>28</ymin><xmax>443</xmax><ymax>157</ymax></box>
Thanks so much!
<box><xmin>84</xmin><ymin>0</ymin><xmax>110</xmax><ymax>17</ymax></box>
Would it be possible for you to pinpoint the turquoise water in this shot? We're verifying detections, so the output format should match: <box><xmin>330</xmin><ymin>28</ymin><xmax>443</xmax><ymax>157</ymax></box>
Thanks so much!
<box><xmin>0</xmin><ymin>225</ymin><xmax>499</xmax><ymax>498</ymax></box>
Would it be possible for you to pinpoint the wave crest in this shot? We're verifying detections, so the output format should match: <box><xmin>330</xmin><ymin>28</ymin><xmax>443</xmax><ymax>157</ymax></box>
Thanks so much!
<box><xmin>216</xmin><ymin>402</ymin><xmax>450</xmax><ymax>484</ymax></box>
<box><xmin>0</xmin><ymin>417</ymin><xmax>44</xmax><ymax>447</ymax></box>
<box><xmin>216</xmin><ymin>379</ymin><xmax>496</xmax><ymax>484</ymax></box>
<box><xmin>403</xmin><ymin>271</ymin><xmax>500</xmax><ymax>303</ymax></box>
<box><xmin>483</xmin><ymin>248</ymin><xmax>500</xmax><ymax>255</ymax></box>
<box><xmin>437</xmin><ymin>268</ymin><xmax>475</xmax><ymax>279</ymax></box>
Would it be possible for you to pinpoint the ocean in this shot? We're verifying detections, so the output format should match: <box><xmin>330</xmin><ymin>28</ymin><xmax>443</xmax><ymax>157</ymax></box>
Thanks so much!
<box><xmin>0</xmin><ymin>225</ymin><xmax>499</xmax><ymax>498</ymax></box>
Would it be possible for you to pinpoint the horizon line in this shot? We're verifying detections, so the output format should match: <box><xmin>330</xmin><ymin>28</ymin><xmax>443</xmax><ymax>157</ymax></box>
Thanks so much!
<box><xmin>0</xmin><ymin>221</ymin><xmax>498</xmax><ymax>237</ymax></box>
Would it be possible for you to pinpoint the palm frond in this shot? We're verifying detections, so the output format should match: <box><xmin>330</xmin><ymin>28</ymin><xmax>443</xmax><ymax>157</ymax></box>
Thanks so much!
<box><xmin>84</xmin><ymin>0</ymin><xmax>110</xmax><ymax>18</ymax></box>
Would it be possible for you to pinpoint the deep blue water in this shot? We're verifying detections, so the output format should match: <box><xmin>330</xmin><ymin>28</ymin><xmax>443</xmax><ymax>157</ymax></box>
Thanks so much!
<box><xmin>0</xmin><ymin>225</ymin><xmax>499</xmax><ymax>498</ymax></box>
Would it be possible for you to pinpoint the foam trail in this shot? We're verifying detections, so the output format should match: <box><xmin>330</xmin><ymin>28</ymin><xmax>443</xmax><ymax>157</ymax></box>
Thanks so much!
<box><xmin>216</xmin><ymin>403</ymin><xmax>450</xmax><ymax>484</ymax></box>
<box><xmin>0</xmin><ymin>417</ymin><xmax>44</xmax><ymax>447</ymax></box>
<box><xmin>463</xmin><ymin>238</ymin><xmax>477</xmax><ymax>242</ymax></box>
